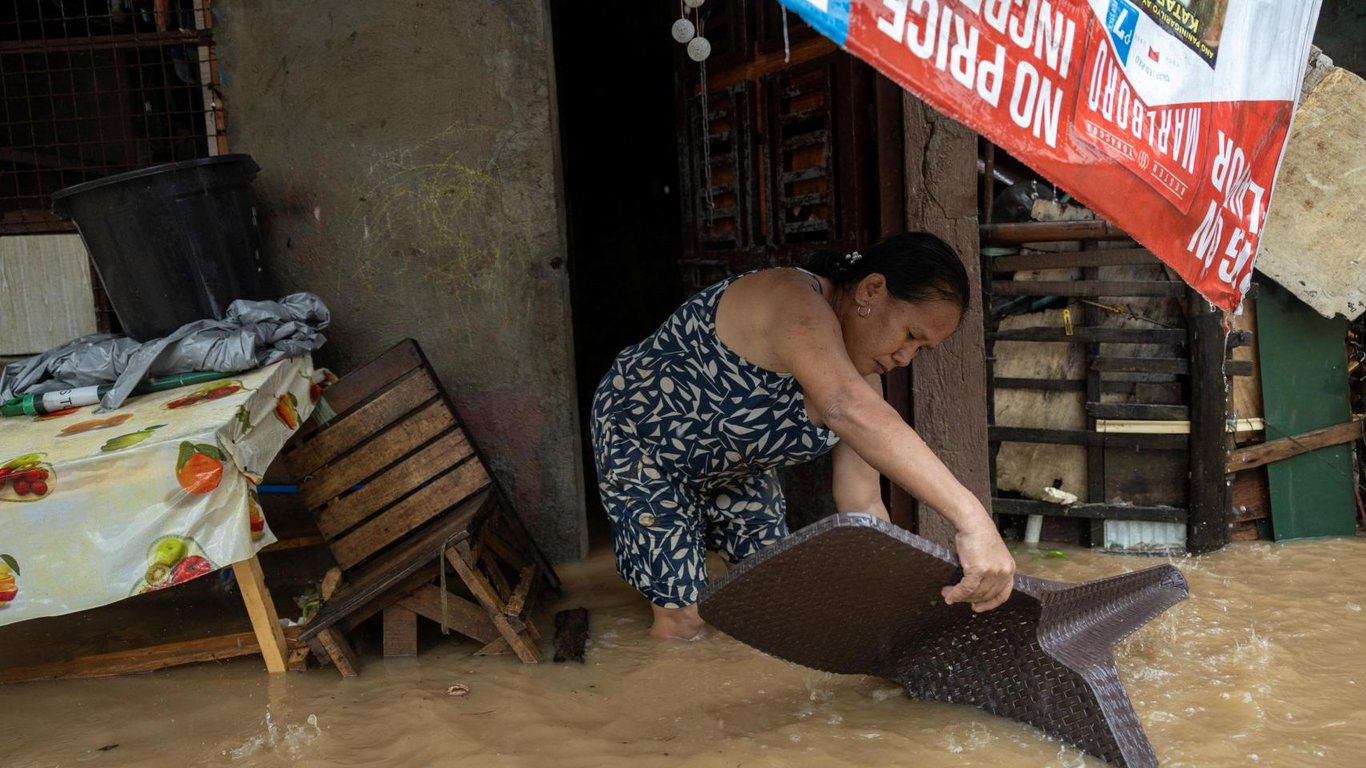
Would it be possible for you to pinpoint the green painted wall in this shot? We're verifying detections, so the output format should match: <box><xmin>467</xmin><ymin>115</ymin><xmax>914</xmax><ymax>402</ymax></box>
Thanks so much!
<box><xmin>1257</xmin><ymin>280</ymin><xmax>1356</xmax><ymax>540</ymax></box>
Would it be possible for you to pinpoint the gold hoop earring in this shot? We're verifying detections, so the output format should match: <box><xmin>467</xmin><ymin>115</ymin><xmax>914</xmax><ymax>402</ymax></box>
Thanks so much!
<box><xmin>857</xmin><ymin>304</ymin><xmax>871</xmax><ymax>318</ymax></box>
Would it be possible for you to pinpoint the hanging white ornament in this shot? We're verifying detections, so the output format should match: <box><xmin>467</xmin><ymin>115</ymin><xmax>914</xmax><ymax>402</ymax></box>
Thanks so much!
<box><xmin>671</xmin><ymin>17</ymin><xmax>696</xmax><ymax>43</ymax></box>
<box><xmin>683</xmin><ymin>0</ymin><xmax>707</xmax><ymax>8</ymax></box>
<box><xmin>687</xmin><ymin>35</ymin><xmax>712</xmax><ymax>62</ymax></box>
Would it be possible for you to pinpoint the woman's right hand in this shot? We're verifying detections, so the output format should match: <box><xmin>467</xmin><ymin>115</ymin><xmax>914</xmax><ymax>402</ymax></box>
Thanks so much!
<box><xmin>941</xmin><ymin>521</ymin><xmax>1016</xmax><ymax>612</ymax></box>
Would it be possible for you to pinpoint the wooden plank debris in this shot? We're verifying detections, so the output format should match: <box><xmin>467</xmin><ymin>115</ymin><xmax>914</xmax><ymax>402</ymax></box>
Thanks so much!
<box><xmin>1227</xmin><ymin>418</ymin><xmax>1363</xmax><ymax>473</ymax></box>
<box><xmin>0</xmin><ymin>627</ymin><xmax>308</xmax><ymax>684</ymax></box>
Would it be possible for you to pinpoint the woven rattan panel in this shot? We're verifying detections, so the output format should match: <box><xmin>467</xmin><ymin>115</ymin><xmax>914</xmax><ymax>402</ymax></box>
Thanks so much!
<box><xmin>698</xmin><ymin>514</ymin><xmax>1187</xmax><ymax>768</ymax></box>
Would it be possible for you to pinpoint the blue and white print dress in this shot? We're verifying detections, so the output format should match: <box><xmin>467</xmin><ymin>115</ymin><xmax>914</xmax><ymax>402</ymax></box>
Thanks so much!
<box><xmin>590</xmin><ymin>271</ymin><xmax>840</xmax><ymax>607</ymax></box>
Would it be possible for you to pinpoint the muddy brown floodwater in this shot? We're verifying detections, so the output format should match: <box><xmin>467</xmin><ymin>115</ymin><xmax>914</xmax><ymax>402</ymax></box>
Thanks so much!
<box><xmin>5</xmin><ymin>536</ymin><xmax>1366</xmax><ymax>767</ymax></box>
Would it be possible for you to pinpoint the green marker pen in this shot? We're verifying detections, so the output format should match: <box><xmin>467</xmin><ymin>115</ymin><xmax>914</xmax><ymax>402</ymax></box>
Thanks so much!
<box><xmin>1</xmin><ymin>371</ymin><xmax>232</xmax><ymax>417</ymax></box>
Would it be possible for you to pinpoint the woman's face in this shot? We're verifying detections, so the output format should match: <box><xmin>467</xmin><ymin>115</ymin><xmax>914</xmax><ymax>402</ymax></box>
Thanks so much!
<box><xmin>840</xmin><ymin>275</ymin><xmax>962</xmax><ymax>377</ymax></box>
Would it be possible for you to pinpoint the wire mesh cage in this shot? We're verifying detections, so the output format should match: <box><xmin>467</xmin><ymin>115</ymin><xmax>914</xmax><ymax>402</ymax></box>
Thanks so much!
<box><xmin>1</xmin><ymin>0</ymin><xmax>224</xmax><ymax>236</ymax></box>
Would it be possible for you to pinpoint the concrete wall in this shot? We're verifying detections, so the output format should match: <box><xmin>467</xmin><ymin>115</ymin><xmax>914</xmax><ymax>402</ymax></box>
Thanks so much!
<box><xmin>215</xmin><ymin>1</ymin><xmax>585</xmax><ymax>560</ymax></box>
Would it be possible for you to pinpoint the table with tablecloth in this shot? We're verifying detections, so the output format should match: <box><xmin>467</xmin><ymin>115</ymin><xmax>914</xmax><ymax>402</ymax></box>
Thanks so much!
<box><xmin>0</xmin><ymin>356</ymin><xmax>318</xmax><ymax>671</ymax></box>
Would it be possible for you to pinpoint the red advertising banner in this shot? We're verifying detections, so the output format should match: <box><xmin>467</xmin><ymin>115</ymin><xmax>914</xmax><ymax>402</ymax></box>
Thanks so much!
<box><xmin>778</xmin><ymin>0</ymin><xmax>1322</xmax><ymax>311</ymax></box>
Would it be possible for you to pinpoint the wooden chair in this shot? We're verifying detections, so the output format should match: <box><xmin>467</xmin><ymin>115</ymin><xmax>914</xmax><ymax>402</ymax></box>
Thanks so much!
<box><xmin>287</xmin><ymin>339</ymin><xmax>559</xmax><ymax>676</ymax></box>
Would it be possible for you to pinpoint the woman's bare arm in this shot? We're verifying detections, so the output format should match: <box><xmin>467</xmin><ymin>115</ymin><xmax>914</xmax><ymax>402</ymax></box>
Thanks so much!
<box><xmin>757</xmin><ymin>274</ymin><xmax>1015</xmax><ymax>611</ymax></box>
<box><xmin>830</xmin><ymin>375</ymin><xmax>889</xmax><ymax>522</ymax></box>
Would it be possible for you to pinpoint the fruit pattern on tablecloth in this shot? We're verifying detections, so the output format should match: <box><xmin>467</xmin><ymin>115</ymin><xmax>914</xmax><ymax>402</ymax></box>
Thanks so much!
<box><xmin>0</xmin><ymin>554</ymin><xmax>20</xmax><ymax>608</ymax></box>
<box><xmin>131</xmin><ymin>535</ymin><xmax>217</xmax><ymax>595</ymax></box>
<box><xmin>247</xmin><ymin>487</ymin><xmax>265</xmax><ymax>542</ymax></box>
<box><xmin>163</xmin><ymin>380</ymin><xmax>247</xmax><ymax>411</ymax></box>
<box><xmin>0</xmin><ymin>454</ymin><xmax>54</xmax><ymax>502</ymax></box>
<box><xmin>100</xmin><ymin>424</ymin><xmax>166</xmax><ymax>452</ymax></box>
<box><xmin>58</xmin><ymin>413</ymin><xmax>133</xmax><ymax>435</ymax></box>
<box><xmin>0</xmin><ymin>357</ymin><xmax>316</xmax><ymax>627</ymax></box>
<box><xmin>274</xmin><ymin>391</ymin><xmax>300</xmax><ymax>430</ymax></box>
<box><xmin>175</xmin><ymin>441</ymin><xmax>226</xmax><ymax>494</ymax></box>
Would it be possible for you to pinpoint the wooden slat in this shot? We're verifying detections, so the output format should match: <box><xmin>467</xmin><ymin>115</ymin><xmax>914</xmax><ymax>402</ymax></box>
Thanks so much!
<box><xmin>1082</xmin><ymin>263</ymin><xmax>1106</xmax><ymax>548</ymax></box>
<box><xmin>481</xmin><ymin>526</ymin><xmax>526</xmax><ymax>570</ymax></box>
<box><xmin>331</xmin><ymin>460</ymin><xmax>492</xmax><ymax>569</ymax></box>
<box><xmin>1227</xmin><ymin>418</ymin><xmax>1364</xmax><ymax>473</ymax></box>
<box><xmin>992</xmin><ymin>377</ymin><xmax>1086</xmax><ymax>392</ymax></box>
<box><xmin>316</xmin><ymin>627</ymin><xmax>360</xmax><ymax>678</ymax></box>
<box><xmin>1226</xmin><ymin>329</ymin><xmax>1255</xmax><ymax>350</ymax></box>
<box><xmin>1231</xmin><ymin>466</ymin><xmax>1271</xmax><ymax>522</ymax></box>
<box><xmin>259</xmin><ymin>535</ymin><xmax>326</xmax><ymax>553</ymax></box>
<box><xmin>1091</xmin><ymin>357</ymin><xmax>1189</xmax><ymax>374</ymax></box>
<box><xmin>382</xmin><ymin>605</ymin><xmax>418</xmax><ymax>657</ymax></box>
<box><xmin>980</xmin><ymin>220</ymin><xmax>1133</xmax><ymax>243</ymax></box>
<box><xmin>1096</xmin><ymin>419</ymin><xmax>1190</xmax><ymax>434</ymax></box>
<box><xmin>476</xmin><ymin>637</ymin><xmax>512</xmax><ymax>656</ymax></box>
<box><xmin>310</xmin><ymin>339</ymin><xmax>423</xmax><ymax>423</ymax></box>
<box><xmin>286</xmin><ymin>370</ymin><xmax>440</xmax><ymax>478</ymax></box>
<box><xmin>232</xmin><ymin>556</ymin><xmax>288</xmax><ymax>674</ymax></box>
<box><xmin>991</xmin><ymin>498</ymin><xmax>1187</xmax><ymax>523</ymax></box>
<box><xmin>0</xmin><ymin>628</ymin><xmax>305</xmax><ymax>684</ymax></box>
<box><xmin>1187</xmin><ymin>288</ymin><xmax>1232</xmax><ymax>553</ymax></box>
<box><xmin>301</xmin><ymin>400</ymin><xmax>456</xmax><ymax>509</ymax></box>
<box><xmin>991</xmin><ymin>281</ymin><xmax>1186</xmax><ymax>298</ymax></box>
<box><xmin>479</xmin><ymin>497</ymin><xmax>562</xmax><ymax>594</ymax></box>
<box><xmin>521</xmin><ymin>614</ymin><xmax>541</xmax><ymax>641</ymax></box>
<box><xmin>991</xmin><ymin>378</ymin><xmax>1173</xmax><ymax>395</ymax></box>
<box><xmin>299</xmin><ymin>495</ymin><xmax>484</xmax><ymax>641</ymax></box>
<box><xmin>1088</xmin><ymin>403</ymin><xmax>1190</xmax><ymax>420</ymax></box>
<box><xmin>504</xmin><ymin>566</ymin><xmax>538</xmax><ymax>618</ymax></box>
<box><xmin>316</xmin><ymin>429</ymin><xmax>475</xmax><ymax>540</ymax></box>
<box><xmin>989</xmin><ymin>426</ymin><xmax>1188</xmax><ymax>450</ymax></box>
<box><xmin>448</xmin><ymin>544</ymin><xmax>542</xmax><ymax>663</ymax></box>
<box><xmin>1094</xmin><ymin>418</ymin><xmax>1261</xmax><ymax>435</ymax></box>
<box><xmin>482</xmin><ymin>549</ymin><xmax>513</xmax><ymax>601</ymax></box>
<box><xmin>397</xmin><ymin>584</ymin><xmax>499</xmax><ymax>644</ymax></box>
<box><xmin>287</xmin><ymin>646</ymin><xmax>312</xmax><ymax>672</ymax></box>
<box><xmin>990</xmin><ymin>248</ymin><xmax>1160</xmax><ymax>271</ymax></box>
<box><xmin>702</xmin><ymin>35</ymin><xmax>837</xmax><ymax>91</ymax></box>
<box><xmin>988</xmin><ymin>326</ymin><xmax>1186</xmax><ymax>345</ymax></box>
<box><xmin>338</xmin><ymin>566</ymin><xmax>441</xmax><ymax>635</ymax></box>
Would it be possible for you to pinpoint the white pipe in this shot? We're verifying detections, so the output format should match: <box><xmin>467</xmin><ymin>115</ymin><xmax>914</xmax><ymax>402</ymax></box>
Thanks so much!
<box><xmin>1024</xmin><ymin>514</ymin><xmax>1043</xmax><ymax>544</ymax></box>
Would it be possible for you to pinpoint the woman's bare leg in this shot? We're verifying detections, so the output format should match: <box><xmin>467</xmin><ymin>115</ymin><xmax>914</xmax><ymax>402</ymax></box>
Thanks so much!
<box><xmin>649</xmin><ymin>603</ymin><xmax>705</xmax><ymax>640</ymax></box>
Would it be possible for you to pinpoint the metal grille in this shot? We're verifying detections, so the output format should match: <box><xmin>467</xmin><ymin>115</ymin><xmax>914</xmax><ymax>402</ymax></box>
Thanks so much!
<box><xmin>690</xmin><ymin>82</ymin><xmax>754</xmax><ymax>254</ymax></box>
<box><xmin>766</xmin><ymin>60</ymin><xmax>836</xmax><ymax>247</ymax></box>
<box><xmin>0</xmin><ymin>0</ymin><xmax>223</xmax><ymax>235</ymax></box>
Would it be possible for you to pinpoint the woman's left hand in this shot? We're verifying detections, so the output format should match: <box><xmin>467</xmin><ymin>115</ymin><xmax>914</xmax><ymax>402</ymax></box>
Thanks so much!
<box><xmin>941</xmin><ymin>521</ymin><xmax>1015</xmax><ymax>612</ymax></box>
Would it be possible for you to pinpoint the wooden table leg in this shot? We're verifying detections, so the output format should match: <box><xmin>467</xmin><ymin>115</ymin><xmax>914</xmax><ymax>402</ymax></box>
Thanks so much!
<box><xmin>233</xmin><ymin>555</ymin><xmax>289</xmax><ymax>673</ymax></box>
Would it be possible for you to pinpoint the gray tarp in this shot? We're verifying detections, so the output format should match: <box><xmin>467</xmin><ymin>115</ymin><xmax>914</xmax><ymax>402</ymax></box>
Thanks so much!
<box><xmin>0</xmin><ymin>293</ymin><xmax>329</xmax><ymax>411</ymax></box>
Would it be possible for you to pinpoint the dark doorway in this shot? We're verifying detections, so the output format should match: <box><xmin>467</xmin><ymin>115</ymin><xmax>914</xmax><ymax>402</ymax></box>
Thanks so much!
<box><xmin>550</xmin><ymin>1</ymin><xmax>687</xmax><ymax>543</ymax></box>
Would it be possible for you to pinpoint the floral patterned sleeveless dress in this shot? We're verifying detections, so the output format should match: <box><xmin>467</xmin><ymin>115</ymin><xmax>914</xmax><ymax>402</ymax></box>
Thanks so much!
<box><xmin>590</xmin><ymin>271</ymin><xmax>839</xmax><ymax>607</ymax></box>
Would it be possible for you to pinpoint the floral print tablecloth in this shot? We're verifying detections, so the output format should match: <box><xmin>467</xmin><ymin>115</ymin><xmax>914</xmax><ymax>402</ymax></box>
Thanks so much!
<box><xmin>0</xmin><ymin>356</ymin><xmax>318</xmax><ymax>626</ymax></box>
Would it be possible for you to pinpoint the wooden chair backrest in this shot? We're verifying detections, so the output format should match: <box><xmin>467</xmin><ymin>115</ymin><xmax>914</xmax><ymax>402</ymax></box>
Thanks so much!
<box><xmin>283</xmin><ymin>340</ymin><xmax>492</xmax><ymax>572</ymax></box>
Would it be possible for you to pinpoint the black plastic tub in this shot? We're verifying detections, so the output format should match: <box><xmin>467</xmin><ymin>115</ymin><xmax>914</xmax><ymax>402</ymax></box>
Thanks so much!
<box><xmin>51</xmin><ymin>154</ymin><xmax>265</xmax><ymax>341</ymax></box>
